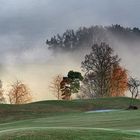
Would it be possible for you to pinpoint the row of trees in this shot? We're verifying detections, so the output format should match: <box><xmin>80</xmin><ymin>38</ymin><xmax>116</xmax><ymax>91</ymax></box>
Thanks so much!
<box><xmin>0</xmin><ymin>80</ymin><xmax>32</xmax><ymax>104</ymax></box>
<box><xmin>50</xmin><ymin>71</ymin><xmax>83</xmax><ymax>100</ymax></box>
<box><xmin>46</xmin><ymin>24</ymin><xmax>140</xmax><ymax>104</ymax></box>
<box><xmin>46</xmin><ymin>25</ymin><xmax>140</xmax><ymax>51</ymax></box>
<box><xmin>49</xmin><ymin>43</ymin><xmax>140</xmax><ymax>105</ymax></box>
<box><xmin>81</xmin><ymin>43</ymin><xmax>128</xmax><ymax>98</ymax></box>
<box><xmin>0</xmin><ymin>43</ymin><xmax>139</xmax><ymax>105</ymax></box>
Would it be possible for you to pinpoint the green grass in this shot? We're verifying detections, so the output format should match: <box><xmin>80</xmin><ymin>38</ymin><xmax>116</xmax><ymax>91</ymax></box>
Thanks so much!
<box><xmin>0</xmin><ymin>129</ymin><xmax>140</xmax><ymax>140</ymax></box>
<box><xmin>0</xmin><ymin>97</ymin><xmax>139</xmax><ymax>123</ymax></box>
<box><xmin>0</xmin><ymin>97</ymin><xmax>140</xmax><ymax>139</ymax></box>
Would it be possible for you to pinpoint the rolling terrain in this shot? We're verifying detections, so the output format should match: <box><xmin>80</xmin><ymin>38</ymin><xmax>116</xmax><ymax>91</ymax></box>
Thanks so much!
<box><xmin>0</xmin><ymin>97</ymin><xmax>140</xmax><ymax>140</ymax></box>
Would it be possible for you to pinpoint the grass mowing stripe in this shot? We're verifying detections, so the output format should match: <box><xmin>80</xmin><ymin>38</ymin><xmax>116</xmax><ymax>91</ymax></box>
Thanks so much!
<box><xmin>0</xmin><ymin>127</ymin><xmax>140</xmax><ymax>140</ymax></box>
<box><xmin>0</xmin><ymin>126</ymin><xmax>139</xmax><ymax>134</ymax></box>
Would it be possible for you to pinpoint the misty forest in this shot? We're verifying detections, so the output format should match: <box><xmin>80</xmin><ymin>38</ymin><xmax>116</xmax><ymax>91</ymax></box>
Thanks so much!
<box><xmin>0</xmin><ymin>1</ymin><xmax>140</xmax><ymax>140</ymax></box>
<box><xmin>0</xmin><ymin>25</ymin><xmax>140</xmax><ymax>105</ymax></box>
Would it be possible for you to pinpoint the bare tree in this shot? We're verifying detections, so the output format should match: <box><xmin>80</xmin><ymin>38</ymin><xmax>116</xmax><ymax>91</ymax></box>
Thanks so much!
<box><xmin>8</xmin><ymin>81</ymin><xmax>32</xmax><ymax>104</ymax></box>
<box><xmin>77</xmin><ymin>86</ymin><xmax>95</xmax><ymax>99</ymax></box>
<box><xmin>49</xmin><ymin>75</ymin><xmax>63</xmax><ymax>100</ymax></box>
<box><xmin>77</xmin><ymin>73</ymin><xmax>96</xmax><ymax>99</ymax></box>
<box><xmin>82</xmin><ymin>43</ymin><xmax>120</xmax><ymax>97</ymax></box>
<box><xmin>0</xmin><ymin>80</ymin><xmax>5</xmax><ymax>104</ymax></box>
<box><xmin>128</xmin><ymin>77</ymin><xmax>140</xmax><ymax>108</ymax></box>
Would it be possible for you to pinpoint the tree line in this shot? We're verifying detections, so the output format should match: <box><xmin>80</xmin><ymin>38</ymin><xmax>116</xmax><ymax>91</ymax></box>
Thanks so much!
<box><xmin>49</xmin><ymin>43</ymin><xmax>140</xmax><ymax>108</ymax></box>
<box><xmin>46</xmin><ymin>24</ymin><xmax>140</xmax><ymax>52</ymax></box>
<box><xmin>0</xmin><ymin>42</ymin><xmax>139</xmax><ymax>107</ymax></box>
<box><xmin>1</xmin><ymin>25</ymin><xmax>140</xmax><ymax>106</ymax></box>
<box><xmin>47</xmin><ymin>24</ymin><xmax>140</xmax><ymax>108</ymax></box>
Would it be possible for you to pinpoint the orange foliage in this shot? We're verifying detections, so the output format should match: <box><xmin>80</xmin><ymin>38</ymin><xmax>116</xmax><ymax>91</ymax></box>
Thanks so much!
<box><xmin>60</xmin><ymin>77</ymin><xmax>71</xmax><ymax>100</ymax></box>
<box><xmin>110</xmin><ymin>66</ymin><xmax>128</xmax><ymax>97</ymax></box>
<box><xmin>8</xmin><ymin>81</ymin><xmax>32</xmax><ymax>104</ymax></box>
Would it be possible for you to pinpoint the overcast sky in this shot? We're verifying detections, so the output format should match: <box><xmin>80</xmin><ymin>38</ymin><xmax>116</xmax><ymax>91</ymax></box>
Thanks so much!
<box><xmin>0</xmin><ymin>0</ymin><xmax>140</xmax><ymax>100</ymax></box>
<box><xmin>0</xmin><ymin>0</ymin><xmax>140</xmax><ymax>52</ymax></box>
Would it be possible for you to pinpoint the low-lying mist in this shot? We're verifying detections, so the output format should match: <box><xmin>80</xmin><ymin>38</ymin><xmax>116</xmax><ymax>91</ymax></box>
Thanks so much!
<box><xmin>0</xmin><ymin>46</ymin><xmax>83</xmax><ymax>101</ymax></box>
<box><xmin>1</xmin><ymin>30</ymin><xmax>140</xmax><ymax>101</ymax></box>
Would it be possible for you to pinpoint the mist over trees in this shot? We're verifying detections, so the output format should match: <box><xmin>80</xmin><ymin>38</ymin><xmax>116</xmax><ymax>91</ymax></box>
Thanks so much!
<box><xmin>46</xmin><ymin>24</ymin><xmax>138</xmax><ymax>100</ymax></box>
<box><xmin>81</xmin><ymin>43</ymin><xmax>128</xmax><ymax>98</ymax></box>
<box><xmin>49</xmin><ymin>75</ymin><xmax>63</xmax><ymax>100</ymax></box>
<box><xmin>8</xmin><ymin>81</ymin><xmax>32</xmax><ymax>104</ymax></box>
<box><xmin>46</xmin><ymin>24</ymin><xmax>136</xmax><ymax>100</ymax></box>
<box><xmin>0</xmin><ymin>80</ymin><xmax>5</xmax><ymax>104</ymax></box>
<box><xmin>46</xmin><ymin>24</ymin><xmax>140</xmax><ymax>52</ymax></box>
<box><xmin>128</xmin><ymin>77</ymin><xmax>140</xmax><ymax>109</ymax></box>
<box><xmin>0</xmin><ymin>24</ymin><xmax>139</xmax><ymax>103</ymax></box>
<box><xmin>47</xmin><ymin>43</ymin><xmax>128</xmax><ymax>100</ymax></box>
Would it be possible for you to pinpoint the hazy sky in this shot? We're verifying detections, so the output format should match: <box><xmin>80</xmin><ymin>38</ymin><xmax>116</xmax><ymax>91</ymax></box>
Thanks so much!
<box><xmin>0</xmin><ymin>0</ymin><xmax>140</xmax><ymax>62</ymax></box>
<box><xmin>0</xmin><ymin>0</ymin><xmax>140</xmax><ymax>101</ymax></box>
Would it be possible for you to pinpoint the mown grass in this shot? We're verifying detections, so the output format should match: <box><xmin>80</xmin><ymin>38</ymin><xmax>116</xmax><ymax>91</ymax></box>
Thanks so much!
<box><xmin>0</xmin><ymin>129</ymin><xmax>140</xmax><ymax>140</ymax></box>
<box><xmin>0</xmin><ymin>97</ymin><xmax>139</xmax><ymax>123</ymax></box>
<box><xmin>1</xmin><ymin>110</ymin><xmax>140</xmax><ymax>130</ymax></box>
<box><xmin>0</xmin><ymin>97</ymin><xmax>140</xmax><ymax>139</ymax></box>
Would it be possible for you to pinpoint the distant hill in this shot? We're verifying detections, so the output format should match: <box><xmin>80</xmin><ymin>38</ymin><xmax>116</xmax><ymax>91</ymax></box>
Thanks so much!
<box><xmin>46</xmin><ymin>25</ymin><xmax>140</xmax><ymax>52</ymax></box>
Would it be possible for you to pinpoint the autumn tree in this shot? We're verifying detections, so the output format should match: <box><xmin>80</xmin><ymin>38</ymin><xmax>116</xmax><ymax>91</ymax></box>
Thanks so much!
<box><xmin>78</xmin><ymin>66</ymin><xmax>128</xmax><ymax>99</ymax></box>
<box><xmin>110</xmin><ymin>65</ymin><xmax>128</xmax><ymax>97</ymax></box>
<box><xmin>77</xmin><ymin>73</ymin><xmax>95</xmax><ymax>99</ymax></box>
<box><xmin>0</xmin><ymin>80</ymin><xmax>5</xmax><ymax>104</ymax></box>
<box><xmin>128</xmin><ymin>77</ymin><xmax>140</xmax><ymax>109</ymax></box>
<box><xmin>8</xmin><ymin>81</ymin><xmax>32</xmax><ymax>104</ymax></box>
<box><xmin>60</xmin><ymin>71</ymin><xmax>83</xmax><ymax>100</ymax></box>
<box><xmin>60</xmin><ymin>77</ymin><xmax>71</xmax><ymax>100</ymax></box>
<box><xmin>82</xmin><ymin>43</ymin><xmax>120</xmax><ymax>97</ymax></box>
<box><xmin>49</xmin><ymin>75</ymin><xmax>63</xmax><ymax>100</ymax></box>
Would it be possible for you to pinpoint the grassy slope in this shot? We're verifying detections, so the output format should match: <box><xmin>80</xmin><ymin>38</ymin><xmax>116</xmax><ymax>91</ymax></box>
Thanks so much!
<box><xmin>0</xmin><ymin>97</ymin><xmax>139</xmax><ymax>123</ymax></box>
<box><xmin>0</xmin><ymin>97</ymin><xmax>140</xmax><ymax>139</ymax></box>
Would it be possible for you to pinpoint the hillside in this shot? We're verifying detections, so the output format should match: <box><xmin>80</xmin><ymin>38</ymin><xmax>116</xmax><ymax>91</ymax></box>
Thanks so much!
<box><xmin>0</xmin><ymin>97</ymin><xmax>140</xmax><ymax>139</ymax></box>
<box><xmin>0</xmin><ymin>97</ymin><xmax>139</xmax><ymax>123</ymax></box>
